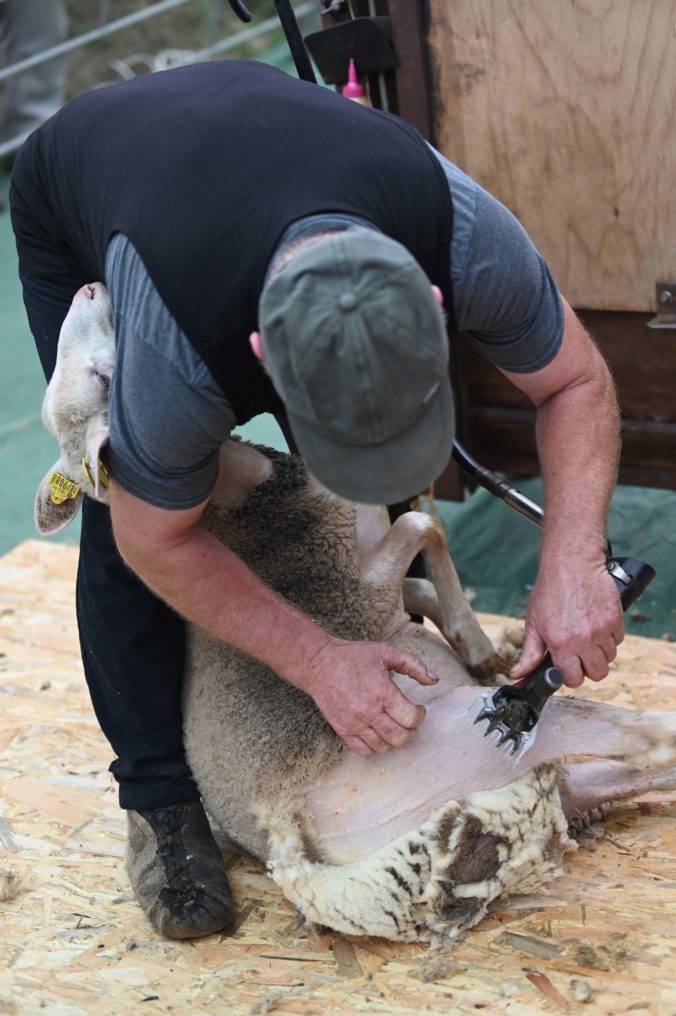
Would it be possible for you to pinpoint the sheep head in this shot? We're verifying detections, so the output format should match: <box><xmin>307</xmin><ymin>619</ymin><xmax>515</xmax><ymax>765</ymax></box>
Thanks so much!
<box><xmin>35</xmin><ymin>282</ymin><xmax>115</xmax><ymax>534</ymax></box>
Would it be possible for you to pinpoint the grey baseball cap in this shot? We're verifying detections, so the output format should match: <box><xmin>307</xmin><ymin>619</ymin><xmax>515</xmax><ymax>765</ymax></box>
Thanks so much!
<box><xmin>258</xmin><ymin>227</ymin><xmax>455</xmax><ymax>504</ymax></box>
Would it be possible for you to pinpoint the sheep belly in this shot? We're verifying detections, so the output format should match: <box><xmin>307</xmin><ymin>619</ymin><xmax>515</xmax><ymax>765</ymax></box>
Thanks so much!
<box><xmin>270</xmin><ymin>693</ymin><xmax>676</xmax><ymax>940</ymax></box>
<box><xmin>302</xmin><ymin>687</ymin><xmax>676</xmax><ymax>866</ymax></box>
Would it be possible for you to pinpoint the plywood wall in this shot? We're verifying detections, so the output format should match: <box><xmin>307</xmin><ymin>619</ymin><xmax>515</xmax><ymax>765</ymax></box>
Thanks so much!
<box><xmin>428</xmin><ymin>0</ymin><xmax>676</xmax><ymax>311</ymax></box>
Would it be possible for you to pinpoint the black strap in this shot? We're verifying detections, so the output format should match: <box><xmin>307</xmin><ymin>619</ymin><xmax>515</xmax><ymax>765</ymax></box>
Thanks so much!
<box><xmin>274</xmin><ymin>0</ymin><xmax>317</xmax><ymax>83</ymax></box>
<box><xmin>226</xmin><ymin>0</ymin><xmax>317</xmax><ymax>83</ymax></box>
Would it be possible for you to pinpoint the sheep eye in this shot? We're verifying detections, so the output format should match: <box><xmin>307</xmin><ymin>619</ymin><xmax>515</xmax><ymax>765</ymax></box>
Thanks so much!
<box><xmin>95</xmin><ymin>371</ymin><xmax>110</xmax><ymax>390</ymax></box>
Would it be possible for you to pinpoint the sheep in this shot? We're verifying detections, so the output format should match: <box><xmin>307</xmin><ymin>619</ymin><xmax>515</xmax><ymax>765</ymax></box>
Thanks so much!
<box><xmin>35</xmin><ymin>282</ymin><xmax>676</xmax><ymax>943</ymax></box>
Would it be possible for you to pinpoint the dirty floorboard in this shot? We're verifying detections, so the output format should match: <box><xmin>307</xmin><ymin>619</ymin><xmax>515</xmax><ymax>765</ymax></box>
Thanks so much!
<box><xmin>1</xmin><ymin>540</ymin><xmax>675</xmax><ymax>1015</ymax></box>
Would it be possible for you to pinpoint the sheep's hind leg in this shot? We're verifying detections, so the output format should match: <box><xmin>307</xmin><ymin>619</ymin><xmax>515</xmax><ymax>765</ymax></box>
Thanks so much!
<box><xmin>360</xmin><ymin>511</ymin><xmax>503</xmax><ymax>680</ymax></box>
<box><xmin>558</xmin><ymin>759</ymin><xmax>676</xmax><ymax>823</ymax></box>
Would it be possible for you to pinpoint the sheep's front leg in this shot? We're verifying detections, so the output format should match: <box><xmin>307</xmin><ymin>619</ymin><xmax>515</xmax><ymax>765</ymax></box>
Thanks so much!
<box><xmin>360</xmin><ymin>512</ymin><xmax>503</xmax><ymax>680</ymax></box>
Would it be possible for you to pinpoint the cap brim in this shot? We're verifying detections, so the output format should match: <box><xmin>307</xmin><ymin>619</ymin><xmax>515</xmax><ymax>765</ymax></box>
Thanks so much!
<box><xmin>286</xmin><ymin>376</ymin><xmax>455</xmax><ymax>505</ymax></box>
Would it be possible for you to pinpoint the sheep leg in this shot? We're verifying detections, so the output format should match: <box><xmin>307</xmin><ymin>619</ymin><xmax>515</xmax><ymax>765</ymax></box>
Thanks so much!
<box><xmin>402</xmin><ymin>576</ymin><xmax>445</xmax><ymax>629</ymax></box>
<box><xmin>360</xmin><ymin>512</ymin><xmax>501</xmax><ymax>679</ymax></box>
<box><xmin>558</xmin><ymin>759</ymin><xmax>676</xmax><ymax>821</ymax></box>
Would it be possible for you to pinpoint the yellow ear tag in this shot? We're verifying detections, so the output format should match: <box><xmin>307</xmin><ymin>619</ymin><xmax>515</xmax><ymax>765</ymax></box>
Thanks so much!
<box><xmin>49</xmin><ymin>471</ymin><xmax>80</xmax><ymax>505</ymax></box>
<box><xmin>82</xmin><ymin>457</ymin><xmax>110</xmax><ymax>489</ymax></box>
<box><xmin>99</xmin><ymin>458</ymin><xmax>110</xmax><ymax>488</ymax></box>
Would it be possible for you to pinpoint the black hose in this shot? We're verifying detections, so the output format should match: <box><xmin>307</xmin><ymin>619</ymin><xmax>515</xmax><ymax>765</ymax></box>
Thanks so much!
<box><xmin>452</xmin><ymin>441</ymin><xmax>545</xmax><ymax>527</ymax></box>
<box><xmin>226</xmin><ymin>0</ymin><xmax>252</xmax><ymax>23</ymax></box>
<box><xmin>274</xmin><ymin>0</ymin><xmax>317</xmax><ymax>83</ymax></box>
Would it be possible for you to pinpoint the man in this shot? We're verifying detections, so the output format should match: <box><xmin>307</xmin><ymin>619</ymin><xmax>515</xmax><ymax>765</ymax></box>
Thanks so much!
<box><xmin>0</xmin><ymin>0</ymin><xmax>67</xmax><ymax>146</ymax></box>
<box><xmin>10</xmin><ymin>59</ymin><xmax>623</xmax><ymax>939</ymax></box>
<box><xmin>0</xmin><ymin>0</ymin><xmax>67</xmax><ymax>211</ymax></box>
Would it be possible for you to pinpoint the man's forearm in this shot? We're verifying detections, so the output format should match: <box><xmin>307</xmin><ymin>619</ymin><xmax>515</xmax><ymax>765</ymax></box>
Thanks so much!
<box><xmin>537</xmin><ymin>393</ymin><xmax>619</xmax><ymax>561</ymax></box>
<box><xmin>536</xmin><ymin>306</ymin><xmax>620</xmax><ymax>563</ymax></box>
<box><xmin>114</xmin><ymin>512</ymin><xmax>334</xmax><ymax>692</ymax></box>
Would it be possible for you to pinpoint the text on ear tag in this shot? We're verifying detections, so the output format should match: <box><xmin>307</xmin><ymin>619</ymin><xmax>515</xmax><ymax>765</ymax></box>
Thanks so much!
<box><xmin>49</xmin><ymin>471</ymin><xmax>80</xmax><ymax>505</ymax></box>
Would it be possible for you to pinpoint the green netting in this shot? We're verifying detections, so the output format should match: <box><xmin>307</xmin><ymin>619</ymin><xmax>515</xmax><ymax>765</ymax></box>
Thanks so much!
<box><xmin>434</xmin><ymin>478</ymin><xmax>676</xmax><ymax>640</ymax></box>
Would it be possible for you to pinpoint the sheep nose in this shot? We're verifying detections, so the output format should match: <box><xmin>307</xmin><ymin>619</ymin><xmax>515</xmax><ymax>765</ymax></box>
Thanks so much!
<box><xmin>74</xmin><ymin>283</ymin><xmax>96</xmax><ymax>302</ymax></box>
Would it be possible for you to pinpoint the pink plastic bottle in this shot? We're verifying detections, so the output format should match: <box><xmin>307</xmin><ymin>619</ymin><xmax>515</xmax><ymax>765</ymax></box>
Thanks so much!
<box><xmin>341</xmin><ymin>58</ymin><xmax>369</xmax><ymax>105</ymax></box>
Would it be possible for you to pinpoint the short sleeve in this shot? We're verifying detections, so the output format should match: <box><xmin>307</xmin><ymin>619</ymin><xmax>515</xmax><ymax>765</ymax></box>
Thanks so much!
<box><xmin>430</xmin><ymin>148</ymin><xmax>564</xmax><ymax>374</ymax></box>
<box><xmin>105</xmin><ymin>234</ymin><xmax>236</xmax><ymax>509</ymax></box>
<box><xmin>454</xmin><ymin>187</ymin><xmax>564</xmax><ymax>373</ymax></box>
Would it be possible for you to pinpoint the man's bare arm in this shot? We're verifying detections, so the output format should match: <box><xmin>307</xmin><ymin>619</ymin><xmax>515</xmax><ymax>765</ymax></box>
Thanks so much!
<box><xmin>109</xmin><ymin>482</ymin><xmax>436</xmax><ymax>755</ymax></box>
<box><xmin>502</xmin><ymin>296</ymin><xmax>624</xmax><ymax>686</ymax></box>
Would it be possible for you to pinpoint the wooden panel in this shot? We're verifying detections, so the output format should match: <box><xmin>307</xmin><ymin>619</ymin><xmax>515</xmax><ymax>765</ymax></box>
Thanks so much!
<box><xmin>427</xmin><ymin>0</ymin><xmax>676</xmax><ymax>311</ymax></box>
<box><xmin>451</xmin><ymin>310</ymin><xmax>676</xmax><ymax>489</ymax></box>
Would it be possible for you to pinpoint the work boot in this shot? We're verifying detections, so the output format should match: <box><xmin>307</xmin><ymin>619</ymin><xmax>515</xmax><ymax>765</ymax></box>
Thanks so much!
<box><xmin>125</xmin><ymin>799</ymin><xmax>236</xmax><ymax>939</ymax></box>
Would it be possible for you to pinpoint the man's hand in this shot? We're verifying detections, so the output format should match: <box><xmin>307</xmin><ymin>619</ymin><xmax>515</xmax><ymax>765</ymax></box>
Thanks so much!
<box><xmin>511</xmin><ymin>553</ymin><xmax>624</xmax><ymax>687</ymax></box>
<box><xmin>302</xmin><ymin>639</ymin><xmax>436</xmax><ymax>757</ymax></box>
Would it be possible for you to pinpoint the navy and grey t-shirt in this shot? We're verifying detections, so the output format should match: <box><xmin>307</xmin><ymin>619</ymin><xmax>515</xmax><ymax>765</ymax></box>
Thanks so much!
<box><xmin>11</xmin><ymin>57</ymin><xmax>562</xmax><ymax>510</ymax></box>
<box><xmin>105</xmin><ymin>149</ymin><xmax>563</xmax><ymax>510</ymax></box>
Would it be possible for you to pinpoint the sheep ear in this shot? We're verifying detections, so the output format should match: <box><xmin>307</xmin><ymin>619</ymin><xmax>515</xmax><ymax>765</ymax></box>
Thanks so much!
<box><xmin>35</xmin><ymin>459</ymin><xmax>84</xmax><ymax>535</ymax></box>
<box><xmin>85</xmin><ymin>422</ymin><xmax>110</xmax><ymax>502</ymax></box>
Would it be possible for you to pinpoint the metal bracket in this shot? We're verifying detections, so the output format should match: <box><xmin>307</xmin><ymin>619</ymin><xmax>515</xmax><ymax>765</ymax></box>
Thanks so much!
<box><xmin>647</xmin><ymin>283</ymin><xmax>676</xmax><ymax>329</ymax></box>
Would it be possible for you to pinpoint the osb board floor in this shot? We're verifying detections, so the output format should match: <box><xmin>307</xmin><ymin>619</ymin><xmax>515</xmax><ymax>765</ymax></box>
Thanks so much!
<box><xmin>1</xmin><ymin>540</ymin><xmax>675</xmax><ymax>1016</ymax></box>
